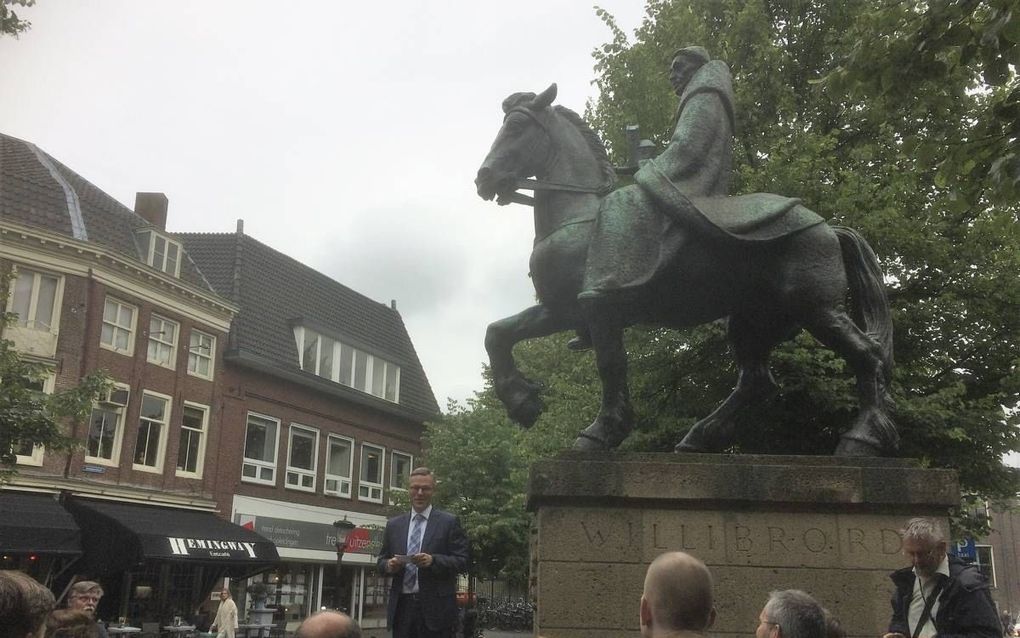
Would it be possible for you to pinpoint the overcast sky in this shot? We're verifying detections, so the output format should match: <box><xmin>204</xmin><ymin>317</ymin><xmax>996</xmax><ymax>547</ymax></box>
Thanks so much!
<box><xmin>0</xmin><ymin>1</ymin><xmax>650</xmax><ymax>408</ymax></box>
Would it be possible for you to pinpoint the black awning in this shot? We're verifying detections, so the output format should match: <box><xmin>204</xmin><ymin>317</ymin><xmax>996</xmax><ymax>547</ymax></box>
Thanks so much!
<box><xmin>0</xmin><ymin>491</ymin><xmax>81</xmax><ymax>555</ymax></box>
<box><xmin>65</xmin><ymin>497</ymin><xmax>278</xmax><ymax>575</ymax></box>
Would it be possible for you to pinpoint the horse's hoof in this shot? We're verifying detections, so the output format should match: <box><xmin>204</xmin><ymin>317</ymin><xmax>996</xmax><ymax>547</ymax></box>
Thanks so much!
<box><xmin>508</xmin><ymin>394</ymin><xmax>544</xmax><ymax>428</ymax></box>
<box><xmin>572</xmin><ymin>432</ymin><xmax>610</xmax><ymax>451</ymax></box>
<box><xmin>675</xmin><ymin>419</ymin><xmax>735</xmax><ymax>454</ymax></box>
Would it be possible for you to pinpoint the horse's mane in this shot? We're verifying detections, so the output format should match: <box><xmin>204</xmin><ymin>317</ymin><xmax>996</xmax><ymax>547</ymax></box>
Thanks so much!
<box><xmin>553</xmin><ymin>105</ymin><xmax>617</xmax><ymax>190</ymax></box>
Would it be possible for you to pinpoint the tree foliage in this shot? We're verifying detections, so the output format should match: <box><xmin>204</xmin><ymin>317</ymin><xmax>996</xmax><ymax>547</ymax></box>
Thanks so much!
<box><xmin>1</xmin><ymin>0</ymin><xmax>34</xmax><ymax>39</ymax></box>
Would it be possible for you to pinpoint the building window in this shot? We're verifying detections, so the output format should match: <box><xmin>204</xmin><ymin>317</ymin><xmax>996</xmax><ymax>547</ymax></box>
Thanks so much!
<box><xmin>390</xmin><ymin>451</ymin><xmax>413</xmax><ymax>492</ymax></box>
<box><xmin>285</xmin><ymin>425</ymin><xmax>318</xmax><ymax>491</ymax></box>
<box><xmin>242</xmin><ymin>413</ymin><xmax>279</xmax><ymax>485</ymax></box>
<box><xmin>100</xmin><ymin>297</ymin><xmax>137</xmax><ymax>355</ymax></box>
<box><xmin>147</xmin><ymin>314</ymin><xmax>179</xmax><ymax>369</ymax></box>
<box><xmin>324</xmin><ymin>435</ymin><xmax>354</xmax><ymax>498</ymax></box>
<box><xmin>187</xmin><ymin>330</ymin><xmax>215</xmax><ymax>379</ymax></box>
<box><xmin>139</xmin><ymin>230</ymin><xmax>182</xmax><ymax>277</ymax></box>
<box><xmin>176</xmin><ymin>403</ymin><xmax>208</xmax><ymax>478</ymax></box>
<box><xmin>133</xmin><ymin>391</ymin><xmax>170</xmax><ymax>472</ymax></box>
<box><xmin>359</xmin><ymin>443</ymin><xmax>385</xmax><ymax>503</ymax></box>
<box><xmin>85</xmin><ymin>384</ymin><xmax>130</xmax><ymax>466</ymax></box>
<box><xmin>13</xmin><ymin>372</ymin><xmax>55</xmax><ymax>466</ymax></box>
<box><xmin>8</xmin><ymin>267</ymin><xmax>61</xmax><ymax>331</ymax></box>
<box><xmin>975</xmin><ymin>545</ymin><xmax>995</xmax><ymax>586</ymax></box>
<box><xmin>294</xmin><ymin>327</ymin><xmax>401</xmax><ymax>403</ymax></box>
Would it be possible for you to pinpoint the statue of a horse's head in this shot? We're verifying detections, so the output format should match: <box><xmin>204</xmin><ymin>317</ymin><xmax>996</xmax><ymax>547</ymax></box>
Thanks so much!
<box><xmin>475</xmin><ymin>84</ymin><xmax>559</xmax><ymax>204</ymax></box>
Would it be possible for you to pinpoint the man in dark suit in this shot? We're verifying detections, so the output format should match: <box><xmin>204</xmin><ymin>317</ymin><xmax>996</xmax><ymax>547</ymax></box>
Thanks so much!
<box><xmin>377</xmin><ymin>467</ymin><xmax>470</xmax><ymax>638</ymax></box>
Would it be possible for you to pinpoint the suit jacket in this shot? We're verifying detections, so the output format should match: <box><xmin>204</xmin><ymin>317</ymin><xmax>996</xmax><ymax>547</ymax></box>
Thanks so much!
<box><xmin>377</xmin><ymin>508</ymin><xmax>470</xmax><ymax>630</ymax></box>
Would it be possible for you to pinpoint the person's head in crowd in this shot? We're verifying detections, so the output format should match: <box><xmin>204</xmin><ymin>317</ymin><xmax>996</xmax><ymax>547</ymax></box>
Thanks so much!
<box><xmin>757</xmin><ymin>590</ymin><xmax>826</xmax><ymax>638</ymax></box>
<box><xmin>822</xmin><ymin>608</ymin><xmax>846</xmax><ymax>638</ymax></box>
<box><xmin>219</xmin><ymin>589</ymin><xmax>232</xmax><ymax>602</ymax></box>
<box><xmin>44</xmin><ymin>610</ymin><xmax>99</xmax><ymax>638</ymax></box>
<box><xmin>65</xmin><ymin>582</ymin><xmax>103</xmax><ymax>618</ymax></box>
<box><xmin>408</xmin><ymin>467</ymin><xmax>437</xmax><ymax>514</ymax></box>
<box><xmin>295</xmin><ymin>610</ymin><xmax>363</xmax><ymax>638</ymax></box>
<box><xmin>639</xmin><ymin>551</ymin><xmax>716</xmax><ymax>637</ymax></box>
<box><xmin>0</xmin><ymin>570</ymin><xmax>56</xmax><ymax>638</ymax></box>
<box><xmin>900</xmin><ymin>517</ymin><xmax>948</xmax><ymax>578</ymax></box>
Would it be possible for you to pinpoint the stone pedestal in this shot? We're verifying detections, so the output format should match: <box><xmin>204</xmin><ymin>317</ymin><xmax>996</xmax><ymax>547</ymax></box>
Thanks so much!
<box><xmin>527</xmin><ymin>453</ymin><xmax>959</xmax><ymax>638</ymax></box>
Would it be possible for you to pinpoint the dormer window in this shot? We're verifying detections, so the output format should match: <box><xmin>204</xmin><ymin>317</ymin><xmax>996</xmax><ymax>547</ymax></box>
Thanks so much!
<box><xmin>138</xmin><ymin>229</ymin><xmax>182</xmax><ymax>277</ymax></box>
<box><xmin>294</xmin><ymin>325</ymin><xmax>401</xmax><ymax>403</ymax></box>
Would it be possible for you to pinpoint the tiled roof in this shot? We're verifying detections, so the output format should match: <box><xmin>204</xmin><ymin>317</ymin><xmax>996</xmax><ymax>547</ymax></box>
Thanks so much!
<box><xmin>0</xmin><ymin>132</ymin><xmax>213</xmax><ymax>292</ymax></box>
<box><xmin>177</xmin><ymin>232</ymin><xmax>440</xmax><ymax>420</ymax></box>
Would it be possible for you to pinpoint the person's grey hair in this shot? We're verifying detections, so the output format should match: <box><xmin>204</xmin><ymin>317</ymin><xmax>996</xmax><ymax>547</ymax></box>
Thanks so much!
<box><xmin>901</xmin><ymin>518</ymin><xmax>946</xmax><ymax>544</ymax></box>
<box><xmin>68</xmin><ymin>581</ymin><xmax>104</xmax><ymax>599</ymax></box>
<box><xmin>0</xmin><ymin>570</ymin><xmax>56</xmax><ymax>638</ymax></box>
<box><xmin>409</xmin><ymin>467</ymin><xmax>434</xmax><ymax>479</ymax></box>
<box><xmin>764</xmin><ymin>590</ymin><xmax>826</xmax><ymax>638</ymax></box>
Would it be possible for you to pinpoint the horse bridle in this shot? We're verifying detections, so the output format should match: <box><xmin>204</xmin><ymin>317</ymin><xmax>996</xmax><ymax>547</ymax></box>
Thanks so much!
<box><xmin>503</xmin><ymin>106</ymin><xmax>614</xmax><ymax>205</ymax></box>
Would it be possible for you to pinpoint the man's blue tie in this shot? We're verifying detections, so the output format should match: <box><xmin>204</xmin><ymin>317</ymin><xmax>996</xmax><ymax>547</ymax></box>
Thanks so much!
<box><xmin>404</xmin><ymin>513</ymin><xmax>425</xmax><ymax>592</ymax></box>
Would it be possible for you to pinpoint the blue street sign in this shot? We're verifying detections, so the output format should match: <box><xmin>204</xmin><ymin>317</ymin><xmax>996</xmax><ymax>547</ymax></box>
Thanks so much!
<box><xmin>950</xmin><ymin>537</ymin><xmax>977</xmax><ymax>561</ymax></box>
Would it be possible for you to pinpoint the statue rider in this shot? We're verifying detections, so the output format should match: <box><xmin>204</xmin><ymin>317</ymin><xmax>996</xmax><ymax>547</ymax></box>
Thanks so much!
<box><xmin>568</xmin><ymin>46</ymin><xmax>734</xmax><ymax>351</ymax></box>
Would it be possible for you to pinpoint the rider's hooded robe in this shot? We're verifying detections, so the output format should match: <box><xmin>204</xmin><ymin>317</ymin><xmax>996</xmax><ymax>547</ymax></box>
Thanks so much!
<box><xmin>580</xmin><ymin>60</ymin><xmax>824</xmax><ymax>301</ymax></box>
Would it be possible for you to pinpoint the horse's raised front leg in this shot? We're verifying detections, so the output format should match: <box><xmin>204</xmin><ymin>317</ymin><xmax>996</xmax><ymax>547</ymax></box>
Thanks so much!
<box><xmin>676</xmin><ymin>314</ymin><xmax>785</xmax><ymax>453</ymax></box>
<box><xmin>486</xmin><ymin>304</ymin><xmax>573</xmax><ymax>427</ymax></box>
<box><xmin>573</xmin><ymin>309</ymin><xmax>633</xmax><ymax>450</ymax></box>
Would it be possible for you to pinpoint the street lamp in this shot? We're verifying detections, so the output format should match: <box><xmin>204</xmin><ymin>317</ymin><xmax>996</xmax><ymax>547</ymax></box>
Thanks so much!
<box><xmin>332</xmin><ymin>518</ymin><xmax>356</xmax><ymax>611</ymax></box>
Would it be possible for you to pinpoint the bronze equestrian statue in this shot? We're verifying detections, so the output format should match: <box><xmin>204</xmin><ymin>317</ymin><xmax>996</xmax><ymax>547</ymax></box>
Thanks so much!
<box><xmin>474</xmin><ymin>47</ymin><xmax>896</xmax><ymax>456</ymax></box>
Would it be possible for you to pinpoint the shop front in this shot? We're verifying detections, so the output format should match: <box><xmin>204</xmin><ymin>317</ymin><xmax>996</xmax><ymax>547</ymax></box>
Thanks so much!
<box><xmin>64</xmin><ymin>496</ymin><xmax>279</xmax><ymax>628</ymax></box>
<box><xmin>232</xmin><ymin>495</ymin><xmax>389</xmax><ymax>633</ymax></box>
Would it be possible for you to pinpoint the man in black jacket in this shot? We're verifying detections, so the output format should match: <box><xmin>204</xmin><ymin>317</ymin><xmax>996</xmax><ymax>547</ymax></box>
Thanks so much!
<box><xmin>377</xmin><ymin>467</ymin><xmax>469</xmax><ymax>638</ymax></box>
<box><xmin>884</xmin><ymin>518</ymin><xmax>1000</xmax><ymax>638</ymax></box>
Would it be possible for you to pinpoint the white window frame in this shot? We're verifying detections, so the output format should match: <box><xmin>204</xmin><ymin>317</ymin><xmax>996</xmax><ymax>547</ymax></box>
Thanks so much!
<box><xmin>975</xmin><ymin>544</ymin><xmax>996</xmax><ymax>587</ymax></box>
<box><xmin>358</xmin><ymin>443</ymin><xmax>385</xmax><ymax>503</ymax></box>
<box><xmin>242</xmin><ymin>412</ymin><xmax>281</xmax><ymax>486</ymax></box>
<box><xmin>14</xmin><ymin>371</ymin><xmax>56</xmax><ymax>466</ymax></box>
<box><xmin>389</xmin><ymin>450</ymin><xmax>413</xmax><ymax>492</ymax></box>
<box><xmin>187</xmin><ymin>329</ymin><xmax>216</xmax><ymax>380</ymax></box>
<box><xmin>100</xmin><ymin>297</ymin><xmax>138</xmax><ymax>356</ymax></box>
<box><xmin>324</xmin><ymin>434</ymin><xmax>355</xmax><ymax>498</ymax></box>
<box><xmin>132</xmin><ymin>390</ymin><xmax>171</xmax><ymax>473</ymax></box>
<box><xmin>84</xmin><ymin>382</ymin><xmax>130</xmax><ymax>467</ymax></box>
<box><xmin>140</xmin><ymin>230</ymin><xmax>182</xmax><ymax>277</ymax></box>
<box><xmin>7</xmin><ymin>266</ymin><xmax>64</xmax><ymax>333</ymax></box>
<box><xmin>285</xmin><ymin>424</ymin><xmax>319</xmax><ymax>492</ymax></box>
<box><xmin>147</xmin><ymin>314</ymin><xmax>179</xmax><ymax>369</ymax></box>
<box><xmin>175</xmin><ymin>402</ymin><xmax>209</xmax><ymax>479</ymax></box>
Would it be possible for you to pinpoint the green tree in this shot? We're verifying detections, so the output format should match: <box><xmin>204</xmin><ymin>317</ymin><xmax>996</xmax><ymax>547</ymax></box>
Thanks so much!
<box><xmin>1</xmin><ymin>0</ymin><xmax>34</xmax><ymax>38</ymax></box>
<box><xmin>1</xmin><ymin>266</ymin><xmax>109</xmax><ymax>482</ymax></box>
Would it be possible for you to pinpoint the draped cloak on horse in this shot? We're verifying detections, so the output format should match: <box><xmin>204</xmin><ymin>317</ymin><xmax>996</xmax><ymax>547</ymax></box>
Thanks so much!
<box><xmin>580</xmin><ymin>59</ymin><xmax>826</xmax><ymax>301</ymax></box>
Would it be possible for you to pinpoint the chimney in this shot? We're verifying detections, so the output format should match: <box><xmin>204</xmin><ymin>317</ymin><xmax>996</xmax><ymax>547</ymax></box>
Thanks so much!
<box><xmin>134</xmin><ymin>192</ymin><xmax>168</xmax><ymax>230</ymax></box>
<box><xmin>390</xmin><ymin>300</ymin><xmax>397</xmax><ymax>310</ymax></box>
<box><xmin>236</xmin><ymin>219</ymin><xmax>244</xmax><ymax>234</ymax></box>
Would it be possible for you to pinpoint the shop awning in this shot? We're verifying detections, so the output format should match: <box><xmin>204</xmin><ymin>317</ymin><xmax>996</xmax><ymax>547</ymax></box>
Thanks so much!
<box><xmin>0</xmin><ymin>491</ymin><xmax>81</xmax><ymax>555</ymax></box>
<box><xmin>65</xmin><ymin>497</ymin><xmax>278</xmax><ymax>575</ymax></box>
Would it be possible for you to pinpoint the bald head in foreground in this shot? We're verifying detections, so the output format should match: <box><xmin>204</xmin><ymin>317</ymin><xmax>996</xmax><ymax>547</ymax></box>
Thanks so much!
<box><xmin>295</xmin><ymin>611</ymin><xmax>362</xmax><ymax>638</ymax></box>
<box><xmin>640</xmin><ymin>552</ymin><xmax>716</xmax><ymax>638</ymax></box>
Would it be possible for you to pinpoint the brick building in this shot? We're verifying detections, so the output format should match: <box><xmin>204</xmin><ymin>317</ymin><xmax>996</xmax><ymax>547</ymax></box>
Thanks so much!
<box><xmin>179</xmin><ymin>229</ymin><xmax>439</xmax><ymax>631</ymax></box>
<box><xmin>1</xmin><ymin>132</ymin><xmax>439</xmax><ymax>631</ymax></box>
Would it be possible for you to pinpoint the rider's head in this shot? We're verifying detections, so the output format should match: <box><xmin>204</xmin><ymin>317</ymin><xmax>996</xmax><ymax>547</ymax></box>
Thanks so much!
<box><xmin>670</xmin><ymin>46</ymin><xmax>710</xmax><ymax>95</ymax></box>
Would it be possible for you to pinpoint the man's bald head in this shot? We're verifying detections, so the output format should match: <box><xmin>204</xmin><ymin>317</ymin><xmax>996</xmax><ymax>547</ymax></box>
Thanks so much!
<box><xmin>641</xmin><ymin>552</ymin><xmax>715</xmax><ymax>633</ymax></box>
<box><xmin>295</xmin><ymin>611</ymin><xmax>361</xmax><ymax>638</ymax></box>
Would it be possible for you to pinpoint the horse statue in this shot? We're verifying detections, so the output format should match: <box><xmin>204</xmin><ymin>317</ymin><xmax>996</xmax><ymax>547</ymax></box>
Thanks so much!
<box><xmin>474</xmin><ymin>83</ymin><xmax>896</xmax><ymax>456</ymax></box>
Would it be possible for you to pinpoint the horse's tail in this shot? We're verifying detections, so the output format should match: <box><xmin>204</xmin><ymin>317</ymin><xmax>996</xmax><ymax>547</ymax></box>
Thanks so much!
<box><xmin>834</xmin><ymin>226</ymin><xmax>894</xmax><ymax>381</ymax></box>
